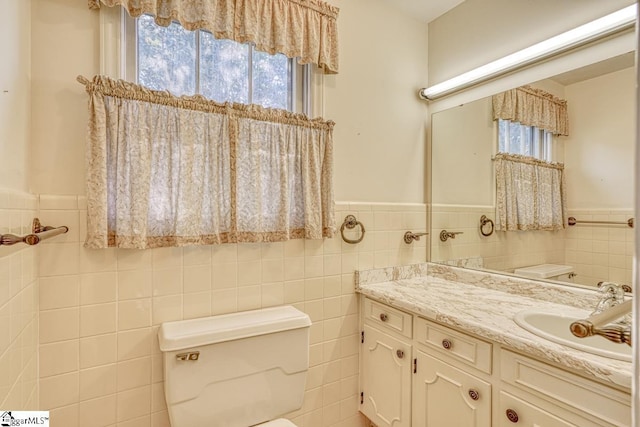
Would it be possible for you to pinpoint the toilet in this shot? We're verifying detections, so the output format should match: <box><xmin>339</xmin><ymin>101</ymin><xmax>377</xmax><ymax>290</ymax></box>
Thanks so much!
<box><xmin>513</xmin><ymin>263</ymin><xmax>575</xmax><ymax>282</ymax></box>
<box><xmin>158</xmin><ymin>305</ymin><xmax>312</xmax><ymax>427</ymax></box>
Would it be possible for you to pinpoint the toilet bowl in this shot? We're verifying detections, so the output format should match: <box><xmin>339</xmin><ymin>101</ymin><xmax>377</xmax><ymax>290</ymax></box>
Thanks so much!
<box><xmin>158</xmin><ymin>306</ymin><xmax>311</xmax><ymax>427</ymax></box>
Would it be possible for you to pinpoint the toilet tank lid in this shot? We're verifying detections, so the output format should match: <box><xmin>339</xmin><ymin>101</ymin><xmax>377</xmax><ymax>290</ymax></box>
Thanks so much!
<box><xmin>256</xmin><ymin>418</ymin><xmax>298</xmax><ymax>427</ymax></box>
<box><xmin>158</xmin><ymin>305</ymin><xmax>311</xmax><ymax>352</ymax></box>
<box><xmin>513</xmin><ymin>264</ymin><xmax>574</xmax><ymax>279</ymax></box>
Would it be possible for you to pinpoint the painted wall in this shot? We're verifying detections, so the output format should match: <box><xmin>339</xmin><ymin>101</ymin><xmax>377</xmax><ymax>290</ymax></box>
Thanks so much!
<box><xmin>431</xmin><ymin>97</ymin><xmax>493</xmax><ymax>206</ymax></box>
<box><xmin>562</xmin><ymin>67</ymin><xmax>635</xmax><ymax>287</ymax></box>
<box><xmin>27</xmin><ymin>0</ymin><xmax>430</xmax><ymax>426</ymax></box>
<box><xmin>0</xmin><ymin>0</ymin><xmax>39</xmax><ymax>412</ymax></box>
<box><xmin>30</xmin><ymin>0</ymin><xmax>430</xmax><ymax>204</ymax></box>
<box><xmin>325</xmin><ymin>0</ymin><xmax>428</xmax><ymax>203</ymax></box>
<box><xmin>0</xmin><ymin>0</ymin><xmax>31</xmax><ymax>193</ymax></box>
<box><xmin>427</xmin><ymin>0</ymin><xmax>634</xmax><ymax>86</ymax></box>
<box><xmin>564</xmin><ymin>67</ymin><xmax>635</xmax><ymax>210</ymax></box>
<box><xmin>31</xmin><ymin>0</ymin><xmax>99</xmax><ymax>196</ymax></box>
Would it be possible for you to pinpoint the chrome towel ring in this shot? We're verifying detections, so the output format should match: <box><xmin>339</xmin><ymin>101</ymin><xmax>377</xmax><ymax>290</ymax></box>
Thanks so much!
<box><xmin>340</xmin><ymin>215</ymin><xmax>365</xmax><ymax>244</ymax></box>
<box><xmin>480</xmin><ymin>215</ymin><xmax>494</xmax><ymax>237</ymax></box>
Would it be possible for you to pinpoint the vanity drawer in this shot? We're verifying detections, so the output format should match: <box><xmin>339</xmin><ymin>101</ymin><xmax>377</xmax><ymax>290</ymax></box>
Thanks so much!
<box><xmin>501</xmin><ymin>350</ymin><xmax>630</xmax><ymax>427</ymax></box>
<box><xmin>414</xmin><ymin>317</ymin><xmax>492</xmax><ymax>374</ymax></box>
<box><xmin>498</xmin><ymin>391</ymin><xmax>602</xmax><ymax>427</ymax></box>
<box><xmin>363</xmin><ymin>298</ymin><xmax>412</xmax><ymax>339</ymax></box>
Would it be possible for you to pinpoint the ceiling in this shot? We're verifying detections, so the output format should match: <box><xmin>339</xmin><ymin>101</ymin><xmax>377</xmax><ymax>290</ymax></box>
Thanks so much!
<box><xmin>381</xmin><ymin>0</ymin><xmax>466</xmax><ymax>23</ymax></box>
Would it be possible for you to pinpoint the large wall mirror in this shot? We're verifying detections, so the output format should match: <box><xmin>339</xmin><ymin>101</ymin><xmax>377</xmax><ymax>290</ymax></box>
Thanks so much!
<box><xmin>429</xmin><ymin>52</ymin><xmax>635</xmax><ymax>290</ymax></box>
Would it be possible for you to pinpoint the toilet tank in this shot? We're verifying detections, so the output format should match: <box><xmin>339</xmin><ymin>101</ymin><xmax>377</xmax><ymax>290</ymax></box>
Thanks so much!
<box><xmin>159</xmin><ymin>306</ymin><xmax>311</xmax><ymax>427</ymax></box>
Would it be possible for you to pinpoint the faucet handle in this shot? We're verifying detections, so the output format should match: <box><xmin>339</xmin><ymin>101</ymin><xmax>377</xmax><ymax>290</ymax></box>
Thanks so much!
<box><xmin>597</xmin><ymin>281</ymin><xmax>628</xmax><ymax>297</ymax></box>
<box><xmin>598</xmin><ymin>281</ymin><xmax>632</xmax><ymax>293</ymax></box>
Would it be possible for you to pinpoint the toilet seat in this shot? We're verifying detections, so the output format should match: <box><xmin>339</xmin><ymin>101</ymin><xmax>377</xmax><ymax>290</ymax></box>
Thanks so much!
<box><xmin>255</xmin><ymin>418</ymin><xmax>298</xmax><ymax>427</ymax></box>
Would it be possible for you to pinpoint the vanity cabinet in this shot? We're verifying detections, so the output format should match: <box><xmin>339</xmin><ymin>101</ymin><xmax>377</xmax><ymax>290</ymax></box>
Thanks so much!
<box><xmin>412</xmin><ymin>350</ymin><xmax>491</xmax><ymax>427</ymax></box>
<box><xmin>412</xmin><ymin>316</ymin><xmax>492</xmax><ymax>426</ymax></box>
<box><xmin>360</xmin><ymin>299</ymin><xmax>413</xmax><ymax>427</ymax></box>
<box><xmin>499</xmin><ymin>350</ymin><xmax>631</xmax><ymax>427</ymax></box>
<box><xmin>359</xmin><ymin>297</ymin><xmax>631</xmax><ymax>427</ymax></box>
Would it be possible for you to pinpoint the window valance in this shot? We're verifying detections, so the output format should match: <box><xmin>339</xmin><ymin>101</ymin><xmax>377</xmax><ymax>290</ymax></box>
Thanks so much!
<box><xmin>88</xmin><ymin>0</ymin><xmax>340</xmax><ymax>74</ymax></box>
<box><xmin>78</xmin><ymin>75</ymin><xmax>335</xmax><ymax>249</ymax></box>
<box><xmin>492</xmin><ymin>85</ymin><xmax>569</xmax><ymax>136</ymax></box>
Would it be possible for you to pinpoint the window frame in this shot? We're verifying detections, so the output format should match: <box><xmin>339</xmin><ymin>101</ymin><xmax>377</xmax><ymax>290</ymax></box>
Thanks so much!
<box><xmin>100</xmin><ymin>7</ymin><xmax>317</xmax><ymax>116</ymax></box>
<box><xmin>497</xmin><ymin>119</ymin><xmax>554</xmax><ymax>162</ymax></box>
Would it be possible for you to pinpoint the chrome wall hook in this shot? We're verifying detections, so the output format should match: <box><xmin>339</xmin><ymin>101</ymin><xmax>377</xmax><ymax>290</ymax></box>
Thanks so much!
<box><xmin>404</xmin><ymin>231</ymin><xmax>428</xmax><ymax>244</ymax></box>
<box><xmin>439</xmin><ymin>230</ymin><xmax>463</xmax><ymax>242</ymax></box>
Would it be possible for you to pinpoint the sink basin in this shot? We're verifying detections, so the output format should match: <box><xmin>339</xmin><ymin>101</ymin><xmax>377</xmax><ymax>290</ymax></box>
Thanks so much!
<box><xmin>514</xmin><ymin>309</ymin><xmax>631</xmax><ymax>362</ymax></box>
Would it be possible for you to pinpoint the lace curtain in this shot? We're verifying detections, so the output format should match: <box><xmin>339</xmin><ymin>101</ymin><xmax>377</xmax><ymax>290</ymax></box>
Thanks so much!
<box><xmin>79</xmin><ymin>75</ymin><xmax>335</xmax><ymax>249</ymax></box>
<box><xmin>88</xmin><ymin>0</ymin><xmax>340</xmax><ymax>74</ymax></box>
<box><xmin>495</xmin><ymin>153</ymin><xmax>566</xmax><ymax>231</ymax></box>
<box><xmin>493</xmin><ymin>85</ymin><xmax>569</xmax><ymax>136</ymax></box>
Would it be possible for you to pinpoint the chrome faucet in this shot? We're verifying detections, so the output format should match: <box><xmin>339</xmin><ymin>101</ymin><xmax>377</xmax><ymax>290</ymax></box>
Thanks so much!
<box><xmin>569</xmin><ymin>282</ymin><xmax>632</xmax><ymax>346</ymax></box>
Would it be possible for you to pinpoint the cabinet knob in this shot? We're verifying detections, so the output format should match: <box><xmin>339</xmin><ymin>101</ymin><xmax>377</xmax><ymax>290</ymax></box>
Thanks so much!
<box><xmin>442</xmin><ymin>339</ymin><xmax>452</xmax><ymax>350</ymax></box>
<box><xmin>379</xmin><ymin>313</ymin><xmax>389</xmax><ymax>322</ymax></box>
<box><xmin>396</xmin><ymin>349</ymin><xmax>405</xmax><ymax>359</ymax></box>
<box><xmin>468</xmin><ymin>389</ymin><xmax>479</xmax><ymax>401</ymax></box>
<box><xmin>506</xmin><ymin>409</ymin><xmax>519</xmax><ymax>423</ymax></box>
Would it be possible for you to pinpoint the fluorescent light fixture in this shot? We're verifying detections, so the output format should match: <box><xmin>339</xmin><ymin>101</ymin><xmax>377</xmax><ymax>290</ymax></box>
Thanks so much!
<box><xmin>419</xmin><ymin>4</ymin><xmax>637</xmax><ymax>100</ymax></box>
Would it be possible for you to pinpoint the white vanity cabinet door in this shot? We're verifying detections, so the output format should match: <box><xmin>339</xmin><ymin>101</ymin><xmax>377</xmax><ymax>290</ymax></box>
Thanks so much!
<box><xmin>412</xmin><ymin>349</ymin><xmax>491</xmax><ymax>427</ymax></box>
<box><xmin>360</xmin><ymin>324</ymin><xmax>412</xmax><ymax>427</ymax></box>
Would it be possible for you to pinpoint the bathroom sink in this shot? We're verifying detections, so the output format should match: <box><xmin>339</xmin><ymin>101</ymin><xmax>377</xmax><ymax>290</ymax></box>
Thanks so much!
<box><xmin>514</xmin><ymin>309</ymin><xmax>632</xmax><ymax>362</ymax></box>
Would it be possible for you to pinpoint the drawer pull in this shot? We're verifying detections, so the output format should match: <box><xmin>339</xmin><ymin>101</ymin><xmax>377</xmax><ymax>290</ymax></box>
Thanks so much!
<box><xmin>506</xmin><ymin>409</ymin><xmax>519</xmax><ymax>423</ymax></box>
<box><xmin>442</xmin><ymin>339</ymin><xmax>452</xmax><ymax>350</ymax></box>
<box><xmin>396</xmin><ymin>349</ymin><xmax>405</xmax><ymax>359</ymax></box>
<box><xmin>468</xmin><ymin>389</ymin><xmax>479</xmax><ymax>400</ymax></box>
<box><xmin>379</xmin><ymin>313</ymin><xmax>389</xmax><ymax>322</ymax></box>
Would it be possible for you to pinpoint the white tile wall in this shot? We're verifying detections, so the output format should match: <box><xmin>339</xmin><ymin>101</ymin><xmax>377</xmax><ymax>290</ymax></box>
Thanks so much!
<box><xmin>431</xmin><ymin>205</ymin><xmax>566</xmax><ymax>272</ymax></box>
<box><xmin>37</xmin><ymin>196</ymin><xmax>427</xmax><ymax>427</ymax></box>
<box><xmin>431</xmin><ymin>205</ymin><xmax>635</xmax><ymax>289</ymax></box>
<box><xmin>0</xmin><ymin>190</ymin><xmax>39</xmax><ymax>410</ymax></box>
<box><xmin>565</xmin><ymin>209</ymin><xmax>634</xmax><ymax>287</ymax></box>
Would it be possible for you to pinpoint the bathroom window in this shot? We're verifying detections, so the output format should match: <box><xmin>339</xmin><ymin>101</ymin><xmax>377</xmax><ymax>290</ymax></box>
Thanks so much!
<box><xmin>124</xmin><ymin>14</ymin><xmax>308</xmax><ymax>112</ymax></box>
<box><xmin>498</xmin><ymin>119</ymin><xmax>553</xmax><ymax>161</ymax></box>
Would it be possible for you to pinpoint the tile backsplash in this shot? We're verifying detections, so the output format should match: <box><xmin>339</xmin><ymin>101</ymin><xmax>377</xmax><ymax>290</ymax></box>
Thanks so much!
<box><xmin>431</xmin><ymin>204</ymin><xmax>633</xmax><ymax>287</ymax></box>
<box><xmin>564</xmin><ymin>209</ymin><xmax>634</xmax><ymax>287</ymax></box>
<box><xmin>35</xmin><ymin>196</ymin><xmax>427</xmax><ymax>427</ymax></box>
<box><xmin>431</xmin><ymin>204</ymin><xmax>565</xmax><ymax>272</ymax></box>
<box><xmin>0</xmin><ymin>190</ymin><xmax>39</xmax><ymax>410</ymax></box>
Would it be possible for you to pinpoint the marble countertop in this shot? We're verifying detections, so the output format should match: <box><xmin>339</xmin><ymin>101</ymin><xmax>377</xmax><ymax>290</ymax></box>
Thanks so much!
<box><xmin>356</xmin><ymin>263</ymin><xmax>632</xmax><ymax>390</ymax></box>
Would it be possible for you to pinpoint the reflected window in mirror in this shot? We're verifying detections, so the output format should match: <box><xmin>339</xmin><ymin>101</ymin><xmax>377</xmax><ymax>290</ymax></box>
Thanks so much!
<box><xmin>498</xmin><ymin>120</ymin><xmax>553</xmax><ymax>161</ymax></box>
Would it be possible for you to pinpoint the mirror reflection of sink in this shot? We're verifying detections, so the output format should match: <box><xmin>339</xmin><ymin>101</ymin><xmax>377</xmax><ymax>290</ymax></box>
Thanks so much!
<box><xmin>513</xmin><ymin>309</ymin><xmax>631</xmax><ymax>362</ymax></box>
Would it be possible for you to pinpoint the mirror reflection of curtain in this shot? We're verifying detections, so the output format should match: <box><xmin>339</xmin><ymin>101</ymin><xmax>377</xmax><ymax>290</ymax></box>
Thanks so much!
<box><xmin>495</xmin><ymin>153</ymin><xmax>566</xmax><ymax>231</ymax></box>
<box><xmin>493</xmin><ymin>85</ymin><xmax>569</xmax><ymax>232</ymax></box>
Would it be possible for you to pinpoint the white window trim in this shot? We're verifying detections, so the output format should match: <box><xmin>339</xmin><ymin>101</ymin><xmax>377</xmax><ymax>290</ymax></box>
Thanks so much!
<box><xmin>99</xmin><ymin>8</ymin><xmax>323</xmax><ymax>116</ymax></box>
<box><xmin>497</xmin><ymin>119</ymin><xmax>554</xmax><ymax>162</ymax></box>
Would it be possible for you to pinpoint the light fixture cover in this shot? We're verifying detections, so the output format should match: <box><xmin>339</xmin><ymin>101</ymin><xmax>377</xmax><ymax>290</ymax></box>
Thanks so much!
<box><xmin>420</xmin><ymin>4</ymin><xmax>637</xmax><ymax>100</ymax></box>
